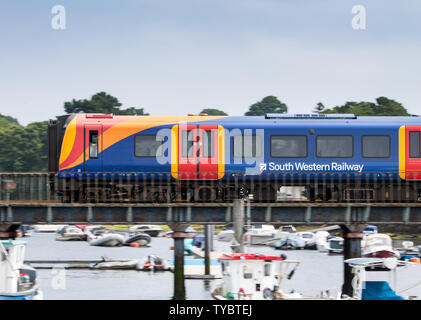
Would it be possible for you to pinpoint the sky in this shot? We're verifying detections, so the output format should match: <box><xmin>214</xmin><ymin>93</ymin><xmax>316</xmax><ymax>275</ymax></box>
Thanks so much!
<box><xmin>0</xmin><ymin>0</ymin><xmax>420</xmax><ymax>125</ymax></box>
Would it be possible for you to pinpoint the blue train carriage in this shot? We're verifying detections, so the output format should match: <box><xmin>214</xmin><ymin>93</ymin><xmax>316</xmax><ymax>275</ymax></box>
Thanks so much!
<box><xmin>47</xmin><ymin>113</ymin><xmax>421</xmax><ymax>202</ymax></box>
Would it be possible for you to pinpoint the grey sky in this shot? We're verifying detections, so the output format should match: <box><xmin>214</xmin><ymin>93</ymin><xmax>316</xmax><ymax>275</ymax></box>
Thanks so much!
<box><xmin>0</xmin><ymin>0</ymin><xmax>420</xmax><ymax>125</ymax></box>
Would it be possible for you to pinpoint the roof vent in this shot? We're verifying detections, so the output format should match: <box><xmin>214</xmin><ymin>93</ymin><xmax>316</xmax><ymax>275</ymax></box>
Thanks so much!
<box><xmin>265</xmin><ymin>113</ymin><xmax>357</xmax><ymax>119</ymax></box>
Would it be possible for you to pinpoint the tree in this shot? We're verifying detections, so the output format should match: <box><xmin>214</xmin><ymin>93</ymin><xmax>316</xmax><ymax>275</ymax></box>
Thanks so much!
<box><xmin>320</xmin><ymin>97</ymin><xmax>409</xmax><ymax>116</ymax></box>
<box><xmin>199</xmin><ymin>108</ymin><xmax>228</xmax><ymax>116</ymax></box>
<box><xmin>245</xmin><ymin>96</ymin><xmax>288</xmax><ymax>116</ymax></box>
<box><xmin>313</xmin><ymin>102</ymin><xmax>325</xmax><ymax>114</ymax></box>
<box><xmin>0</xmin><ymin>114</ymin><xmax>20</xmax><ymax>128</ymax></box>
<box><xmin>0</xmin><ymin>120</ymin><xmax>47</xmax><ymax>171</ymax></box>
<box><xmin>64</xmin><ymin>92</ymin><xmax>149</xmax><ymax>115</ymax></box>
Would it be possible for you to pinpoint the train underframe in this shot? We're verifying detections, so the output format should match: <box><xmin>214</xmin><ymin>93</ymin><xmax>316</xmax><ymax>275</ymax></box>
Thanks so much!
<box><xmin>55</xmin><ymin>177</ymin><xmax>421</xmax><ymax>203</ymax></box>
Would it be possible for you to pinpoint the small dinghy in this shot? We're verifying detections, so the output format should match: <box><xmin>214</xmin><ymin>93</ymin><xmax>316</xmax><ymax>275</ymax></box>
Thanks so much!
<box><xmin>55</xmin><ymin>225</ymin><xmax>86</xmax><ymax>241</ymax></box>
<box><xmin>91</xmin><ymin>257</ymin><xmax>139</xmax><ymax>270</ymax></box>
<box><xmin>124</xmin><ymin>233</ymin><xmax>152</xmax><ymax>247</ymax></box>
<box><xmin>87</xmin><ymin>227</ymin><xmax>125</xmax><ymax>247</ymax></box>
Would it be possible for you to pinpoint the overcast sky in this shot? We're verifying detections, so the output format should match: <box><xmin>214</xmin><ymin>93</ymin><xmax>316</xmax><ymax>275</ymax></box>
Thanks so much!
<box><xmin>1</xmin><ymin>0</ymin><xmax>420</xmax><ymax>125</ymax></box>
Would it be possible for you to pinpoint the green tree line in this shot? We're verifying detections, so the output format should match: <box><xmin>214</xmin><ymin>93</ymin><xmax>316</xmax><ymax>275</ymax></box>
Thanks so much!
<box><xmin>0</xmin><ymin>91</ymin><xmax>412</xmax><ymax>171</ymax></box>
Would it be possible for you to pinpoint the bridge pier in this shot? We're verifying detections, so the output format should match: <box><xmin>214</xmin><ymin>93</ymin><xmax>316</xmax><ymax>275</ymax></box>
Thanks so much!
<box><xmin>204</xmin><ymin>225</ymin><xmax>213</xmax><ymax>275</ymax></box>
<box><xmin>169</xmin><ymin>223</ymin><xmax>189</xmax><ymax>300</ymax></box>
<box><xmin>340</xmin><ymin>220</ymin><xmax>365</xmax><ymax>298</ymax></box>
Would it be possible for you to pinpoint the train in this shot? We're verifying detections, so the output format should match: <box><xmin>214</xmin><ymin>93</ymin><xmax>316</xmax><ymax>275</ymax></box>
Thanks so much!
<box><xmin>48</xmin><ymin>113</ymin><xmax>421</xmax><ymax>202</ymax></box>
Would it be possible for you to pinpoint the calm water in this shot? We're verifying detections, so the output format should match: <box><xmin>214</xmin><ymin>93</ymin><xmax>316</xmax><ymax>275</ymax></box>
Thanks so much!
<box><xmin>23</xmin><ymin>232</ymin><xmax>421</xmax><ymax>300</ymax></box>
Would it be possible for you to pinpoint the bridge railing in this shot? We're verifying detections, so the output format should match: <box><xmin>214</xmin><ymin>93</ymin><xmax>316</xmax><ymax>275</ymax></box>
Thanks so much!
<box><xmin>0</xmin><ymin>171</ymin><xmax>418</xmax><ymax>203</ymax></box>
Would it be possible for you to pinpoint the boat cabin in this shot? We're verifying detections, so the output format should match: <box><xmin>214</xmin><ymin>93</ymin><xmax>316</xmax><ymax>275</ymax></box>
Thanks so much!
<box><xmin>217</xmin><ymin>253</ymin><xmax>298</xmax><ymax>300</ymax></box>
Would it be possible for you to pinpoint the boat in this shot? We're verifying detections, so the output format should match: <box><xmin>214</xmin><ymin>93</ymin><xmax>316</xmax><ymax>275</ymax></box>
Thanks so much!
<box><xmin>138</xmin><ymin>255</ymin><xmax>171</xmax><ymax>271</ymax></box>
<box><xmin>361</xmin><ymin>234</ymin><xmax>400</xmax><ymax>259</ymax></box>
<box><xmin>243</xmin><ymin>225</ymin><xmax>277</xmax><ymax>245</ymax></box>
<box><xmin>396</xmin><ymin>241</ymin><xmax>420</xmax><ymax>261</ymax></box>
<box><xmin>33</xmin><ymin>224</ymin><xmax>67</xmax><ymax>233</ymax></box>
<box><xmin>327</xmin><ymin>236</ymin><xmax>344</xmax><ymax>255</ymax></box>
<box><xmin>314</xmin><ymin>231</ymin><xmax>330</xmax><ymax>252</ymax></box>
<box><xmin>211</xmin><ymin>253</ymin><xmax>334</xmax><ymax>300</ymax></box>
<box><xmin>86</xmin><ymin>227</ymin><xmax>125</xmax><ymax>247</ymax></box>
<box><xmin>90</xmin><ymin>257</ymin><xmax>139</xmax><ymax>270</ymax></box>
<box><xmin>129</xmin><ymin>225</ymin><xmax>163</xmax><ymax>237</ymax></box>
<box><xmin>55</xmin><ymin>225</ymin><xmax>86</xmax><ymax>241</ymax></box>
<box><xmin>274</xmin><ymin>231</ymin><xmax>316</xmax><ymax>250</ymax></box>
<box><xmin>363</xmin><ymin>225</ymin><xmax>378</xmax><ymax>236</ymax></box>
<box><xmin>16</xmin><ymin>225</ymin><xmax>32</xmax><ymax>237</ymax></box>
<box><xmin>216</xmin><ymin>228</ymin><xmax>235</xmax><ymax>242</ymax></box>
<box><xmin>124</xmin><ymin>233</ymin><xmax>152</xmax><ymax>247</ymax></box>
<box><xmin>342</xmin><ymin>257</ymin><xmax>418</xmax><ymax>300</ymax></box>
<box><xmin>0</xmin><ymin>239</ymin><xmax>43</xmax><ymax>300</ymax></box>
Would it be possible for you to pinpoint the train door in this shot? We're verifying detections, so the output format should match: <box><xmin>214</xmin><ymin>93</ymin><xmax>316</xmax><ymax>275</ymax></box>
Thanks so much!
<box><xmin>178</xmin><ymin>125</ymin><xmax>218</xmax><ymax>179</ymax></box>
<box><xmin>406</xmin><ymin>126</ymin><xmax>421</xmax><ymax>180</ymax></box>
<box><xmin>84</xmin><ymin>124</ymin><xmax>102</xmax><ymax>172</ymax></box>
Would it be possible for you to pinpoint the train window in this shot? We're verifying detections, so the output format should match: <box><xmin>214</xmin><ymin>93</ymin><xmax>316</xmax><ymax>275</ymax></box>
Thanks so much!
<box><xmin>409</xmin><ymin>131</ymin><xmax>420</xmax><ymax>158</ymax></box>
<box><xmin>316</xmin><ymin>135</ymin><xmax>353</xmax><ymax>158</ymax></box>
<box><xmin>201</xmin><ymin>130</ymin><xmax>214</xmax><ymax>158</ymax></box>
<box><xmin>182</xmin><ymin>130</ymin><xmax>195</xmax><ymax>158</ymax></box>
<box><xmin>271</xmin><ymin>135</ymin><xmax>307</xmax><ymax>158</ymax></box>
<box><xmin>135</xmin><ymin>135</ymin><xmax>164</xmax><ymax>157</ymax></box>
<box><xmin>362</xmin><ymin>136</ymin><xmax>390</xmax><ymax>158</ymax></box>
<box><xmin>89</xmin><ymin>131</ymin><xmax>98</xmax><ymax>159</ymax></box>
<box><xmin>233</xmin><ymin>135</ymin><xmax>262</xmax><ymax>158</ymax></box>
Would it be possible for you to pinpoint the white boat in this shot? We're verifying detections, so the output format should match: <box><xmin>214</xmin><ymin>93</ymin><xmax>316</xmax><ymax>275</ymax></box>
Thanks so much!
<box><xmin>243</xmin><ymin>225</ymin><xmax>277</xmax><ymax>245</ymax></box>
<box><xmin>361</xmin><ymin>234</ymin><xmax>400</xmax><ymax>259</ymax></box>
<box><xmin>327</xmin><ymin>236</ymin><xmax>344</xmax><ymax>255</ymax></box>
<box><xmin>314</xmin><ymin>231</ymin><xmax>330</xmax><ymax>252</ymax></box>
<box><xmin>129</xmin><ymin>225</ymin><xmax>163</xmax><ymax>237</ymax></box>
<box><xmin>274</xmin><ymin>231</ymin><xmax>316</xmax><ymax>250</ymax></box>
<box><xmin>86</xmin><ymin>227</ymin><xmax>125</xmax><ymax>247</ymax></box>
<box><xmin>216</xmin><ymin>228</ymin><xmax>235</xmax><ymax>242</ymax></box>
<box><xmin>91</xmin><ymin>257</ymin><xmax>139</xmax><ymax>270</ymax></box>
<box><xmin>33</xmin><ymin>224</ymin><xmax>67</xmax><ymax>233</ymax></box>
<box><xmin>55</xmin><ymin>225</ymin><xmax>86</xmax><ymax>241</ymax></box>
<box><xmin>211</xmin><ymin>253</ymin><xmax>334</xmax><ymax>300</ymax></box>
<box><xmin>0</xmin><ymin>239</ymin><xmax>43</xmax><ymax>300</ymax></box>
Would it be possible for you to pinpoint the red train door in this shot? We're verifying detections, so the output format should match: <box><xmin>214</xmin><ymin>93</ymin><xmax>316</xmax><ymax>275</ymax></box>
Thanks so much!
<box><xmin>198</xmin><ymin>125</ymin><xmax>218</xmax><ymax>179</ymax></box>
<box><xmin>406</xmin><ymin>126</ymin><xmax>421</xmax><ymax>180</ymax></box>
<box><xmin>178</xmin><ymin>125</ymin><xmax>218</xmax><ymax>179</ymax></box>
<box><xmin>84</xmin><ymin>124</ymin><xmax>102</xmax><ymax>172</ymax></box>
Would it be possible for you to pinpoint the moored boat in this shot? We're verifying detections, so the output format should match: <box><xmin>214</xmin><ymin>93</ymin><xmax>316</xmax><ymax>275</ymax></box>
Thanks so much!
<box><xmin>327</xmin><ymin>236</ymin><xmax>344</xmax><ymax>255</ymax></box>
<box><xmin>129</xmin><ymin>225</ymin><xmax>164</xmax><ymax>237</ymax></box>
<box><xmin>243</xmin><ymin>225</ymin><xmax>276</xmax><ymax>245</ymax></box>
<box><xmin>124</xmin><ymin>233</ymin><xmax>152</xmax><ymax>247</ymax></box>
<box><xmin>55</xmin><ymin>225</ymin><xmax>86</xmax><ymax>241</ymax></box>
<box><xmin>0</xmin><ymin>239</ymin><xmax>43</xmax><ymax>300</ymax></box>
<box><xmin>86</xmin><ymin>227</ymin><xmax>125</xmax><ymax>247</ymax></box>
<box><xmin>361</xmin><ymin>234</ymin><xmax>399</xmax><ymax>259</ymax></box>
<box><xmin>211</xmin><ymin>253</ymin><xmax>334</xmax><ymax>300</ymax></box>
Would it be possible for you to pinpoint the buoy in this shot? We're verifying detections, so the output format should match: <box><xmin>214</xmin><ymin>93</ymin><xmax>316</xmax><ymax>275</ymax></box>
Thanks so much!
<box><xmin>162</xmin><ymin>233</ymin><xmax>167</xmax><ymax>237</ymax></box>
<box><xmin>170</xmin><ymin>245</ymin><xmax>174</xmax><ymax>250</ymax></box>
<box><xmin>410</xmin><ymin>257</ymin><xmax>420</xmax><ymax>263</ymax></box>
<box><xmin>130</xmin><ymin>242</ymin><xmax>140</xmax><ymax>247</ymax></box>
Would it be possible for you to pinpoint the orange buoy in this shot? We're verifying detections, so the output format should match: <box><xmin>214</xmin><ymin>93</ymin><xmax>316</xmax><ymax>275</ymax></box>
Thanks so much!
<box><xmin>130</xmin><ymin>242</ymin><xmax>140</xmax><ymax>248</ymax></box>
<box><xmin>162</xmin><ymin>233</ymin><xmax>167</xmax><ymax>237</ymax></box>
<box><xmin>410</xmin><ymin>257</ymin><xmax>420</xmax><ymax>263</ymax></box>
<box><xmin>170</xmin><ymin>245</ymin><xmax>174</xmax><ymax>250</ymax></box>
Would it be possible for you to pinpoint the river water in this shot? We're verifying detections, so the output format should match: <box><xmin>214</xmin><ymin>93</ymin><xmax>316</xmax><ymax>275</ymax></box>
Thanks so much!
<box><xmin>23</xmin><ymin>232</ymin><xmax>421</xmax><ymax>300</ymax></box>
